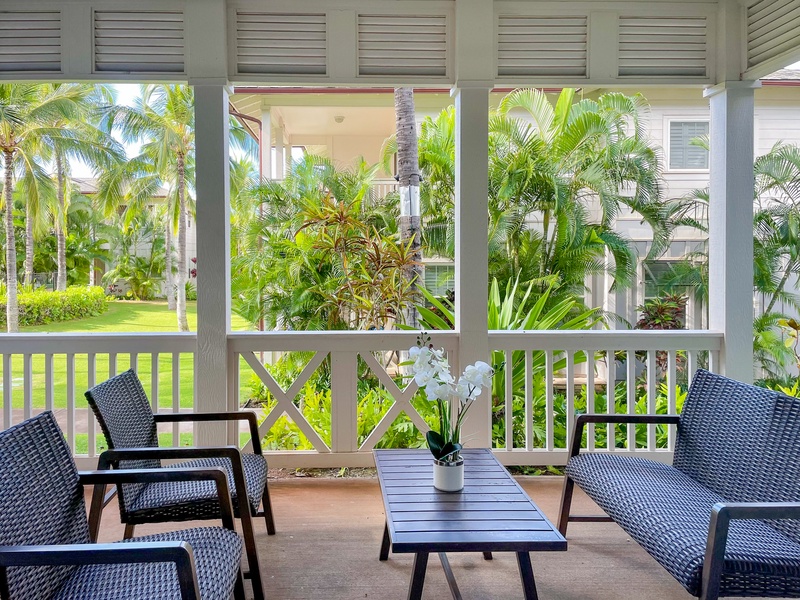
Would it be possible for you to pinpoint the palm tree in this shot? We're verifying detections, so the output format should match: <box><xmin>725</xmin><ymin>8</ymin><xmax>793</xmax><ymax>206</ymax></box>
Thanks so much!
<box><xmin>102</xmin><ymin>85</ymin><xmax>195</xmax><ymax>331</ymax></box>
<box><xmin>0</xmin><ymin>84</ymin><xmax>82</xmax><ymax>332</ymax></box>
<box><xmin>41</xmin><ymin>84</ymin><xmax>123</xmax><ymax>291</ymax></box>
<box><xmin>393</xmin><ymin>88</ymin><xmax>422</xmax><ymax>327</ymax></box>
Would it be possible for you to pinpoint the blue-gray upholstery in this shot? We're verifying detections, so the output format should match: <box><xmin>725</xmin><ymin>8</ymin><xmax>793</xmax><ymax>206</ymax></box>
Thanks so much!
<box><xmin>0</xmin><ymin>412</ymin><xmax>243</xmax><ymax>600</ymax></box>
<box><xmin>565</xmin><ymin>370</ymin><xmax>800</xmax><ymax>598</ymax></box>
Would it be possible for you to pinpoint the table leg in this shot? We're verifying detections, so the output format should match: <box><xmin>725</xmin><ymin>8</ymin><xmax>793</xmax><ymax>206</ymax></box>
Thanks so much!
<box><xmin>379</xmin><ymin>521</ymin><xmax>390</xmax><ymax>561</ymax></box>
<box><xmin>438</xmin><ymin>553</ymin><xmax>463</xmax><ymax>600</ymax></box>
<box><xmin>407</xmin><ymin>552</ymin><xmax>429</xmax><ymax>600</ymax></box>
<box><xmin>516</xmin><ymin>552</ymin><xmax>539</xmax><ymax>600</ymax></box>
<box><xmin>483</xmin><ymin>552</ymin><xmax>493</xmax><ymax>560</ymax></box>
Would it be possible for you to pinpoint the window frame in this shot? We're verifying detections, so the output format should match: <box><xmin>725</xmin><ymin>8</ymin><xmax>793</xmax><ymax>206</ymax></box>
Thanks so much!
<box><xmin>664</xmin><ymin>117</ymin><xmax>710</xmax><ymax>173</ymax></box>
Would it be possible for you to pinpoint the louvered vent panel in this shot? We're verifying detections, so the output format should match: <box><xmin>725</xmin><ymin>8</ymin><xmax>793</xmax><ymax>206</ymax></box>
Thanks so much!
<box><xmin>94</xmin><ymin>11</ymin><xmax>184</xmax><ymax>74</ymax></box>
<box><xmin>618</xmin><ymin>16</ymin><xmax>707</xmax><ymax>77</ymax></box>
<box><xmin>357</xmin><ymin>15</ymin><xmax>447</xmax><ymax>77</ymax></box>
<box><xmin>747</xmin><ymin>0</ymin><xmax>800</xmax><ymax>68</ymax></box>
<box><xmin>236</xmin><ymin>12</ymin><xmax>326</xmax><ymax>75</ymax></box>
<box><xmin>497</xmin><ymin>16</ymin><xmax>587</xmax><ymax>78</ymax></box>
<box><xmin>0</xmin><ymin>11</ymin><xmax>61</xmax><ymax>73</ymax></box>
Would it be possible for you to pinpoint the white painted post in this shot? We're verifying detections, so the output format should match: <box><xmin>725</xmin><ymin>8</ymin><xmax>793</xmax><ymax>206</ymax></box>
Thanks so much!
<box><xmin>452</xmin><ymin>0</ymin><xmax>493</xmax><ymax>448</ymax></box>
<box><xmin>453</xmin><ymin>85</ymin><xmax>491</xmax><ymax>447</ymax></box>
<box><xmin>260</xmin><ymin>107</ymin><xmax>272</xmax><ymax>180</ymax></box>
<box><xmin>704</xmin><ymin>81</ymin><xmax>758</xmax><ymax>383</ymax></box>
<box><xmin>193</xmin><ymin>85</ymin><xmax>232</xmax><ymax>445</ymax></box>
<box><xmin>275</xmin><ymin>123</ymin><xmax>286</xmax><ymax>180</ymax></box>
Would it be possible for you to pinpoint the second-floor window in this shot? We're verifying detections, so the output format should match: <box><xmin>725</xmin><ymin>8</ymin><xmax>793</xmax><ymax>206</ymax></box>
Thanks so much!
<box><xmin>668</xmin><ymin>121</ymin><xmax>709</xmax><ymax>170</ymax></box>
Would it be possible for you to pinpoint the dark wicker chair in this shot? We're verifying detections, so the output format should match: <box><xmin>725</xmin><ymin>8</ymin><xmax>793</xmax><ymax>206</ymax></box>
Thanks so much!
<box><xmin>558</xmin><ymin>369</ymin><xmax>800</xmax><ymax>600</ymax></box>
<box><xmin>0</xmin><ymin>411</ymin><xmax>245</xmax><ymax>600</ymax></box>
<box><xmin>85</xmin><ymin>369</ymin><xmax>274</xmax><ymax>600</ymax></box>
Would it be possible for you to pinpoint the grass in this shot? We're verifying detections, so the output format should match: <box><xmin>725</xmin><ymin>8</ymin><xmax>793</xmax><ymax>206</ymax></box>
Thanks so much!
<box><xmin>3</xmin><ymin>300</ymin><xmax>254</xmax><ymax>410</ymax></box>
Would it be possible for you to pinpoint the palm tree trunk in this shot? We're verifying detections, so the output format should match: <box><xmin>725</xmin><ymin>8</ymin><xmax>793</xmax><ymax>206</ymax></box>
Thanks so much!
<box><xmin>55</xmin><ymin>152</ymin><xmax>67</xmax><ymax>291</ymax></box>
<box><xmin>4</xmin><ymin>150</ymin><xmax>19</xmax><ymax>332</ymax></box>
<box><xmin>766</xmin><ymin>266</ymin><xmax>794</xmax><ymax>314</ymax></box>
<box><xmin>176</xmin><ymin>153</ymin><xmax>189</xmax><ymax>332</ymax></box>
<box><xmin>165</xmin><ymin>217</ymin><xmax>175</xmax><ymax>310</ymax></box>
<box><xmin>394</xmin><ymin>87</ymin><xmax>422</xmax><ymax>327</ymax></box>
<box><xmin>24</xmin><ymin>198</ymin><xmax>34</xmax><ymax>288</ymax></box>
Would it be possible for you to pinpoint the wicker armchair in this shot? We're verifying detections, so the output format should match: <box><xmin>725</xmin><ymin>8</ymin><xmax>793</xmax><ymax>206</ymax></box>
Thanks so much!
<box><xmin>0</xmin><ymin>412</ymin><xmax>245</xmax><ymax>600</ymax></box>
<box><xmin>85</xmin><ymin>369</ymin><xmax>274</xmax><ymax>600</ymax></box>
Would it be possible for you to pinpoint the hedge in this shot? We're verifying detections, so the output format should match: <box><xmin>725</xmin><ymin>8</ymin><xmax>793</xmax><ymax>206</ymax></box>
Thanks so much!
<box><xmin>0</xmin><ymin>286</ymin><xmax>108</xmax><ymax>327</ymax></box>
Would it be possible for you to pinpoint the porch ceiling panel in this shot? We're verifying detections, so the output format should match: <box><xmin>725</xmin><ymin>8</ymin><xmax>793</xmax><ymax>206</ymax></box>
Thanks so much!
<box><xmin>496</xmin><ymin>15</ymin><xmax>588</xmax><ymax>79</ymax></box>
<box><xmin>93</xmin><ymin>9</ymin><xmax>185</xmax><ymax>75</ymax></box>
<box><xmin>0</xmin><ymin>10</ymin><xmax>62</xmax><ymax>74</ymax></box>
<box><xmin>745</xmin><ymin>0</ymin><xmax>800</xmax><ymax>80</ymax></box>
<box><xmin>357</xmin><ymin>14</ymin><xmax>449</xmax><ymax>78</ymax></box>
<box><xmin>234</xmin><ymin>11</ymin><xmax>327</xmax><ymax>77</ymax></box>
<box><xmin>617</xmin><ymin>16</ymin><xmax>708</xmax><ymax>78</ymax></box>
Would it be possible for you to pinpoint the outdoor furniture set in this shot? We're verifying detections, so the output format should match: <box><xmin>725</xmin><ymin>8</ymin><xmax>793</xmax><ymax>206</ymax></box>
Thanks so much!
<box><xmin>2</xmin><ymin>367</ymin><xmax>800</xmax><ymax>600</ymax></box>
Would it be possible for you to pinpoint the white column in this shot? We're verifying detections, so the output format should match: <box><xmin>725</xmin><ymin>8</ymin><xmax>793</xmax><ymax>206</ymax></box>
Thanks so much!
<box><xmin>193</xmin><ymin>85</ymin><xmax>231</xmax><ymax>445</ymax></box>
<box><xmin>260</xmin><ymin>107</ymin><xmax>272</xmax><ymax>180</ymax></box>
<box><xmin>275</xmin><ymin>123</ymin><xmax>286</xmax><ymax>180</ymax></box>
<box><xmin>453</xmin><ymin>85</ymin><xmax>491</xmax><ymax>447</ymax></box>
<box><xmin>704</xmin><ymin>81</ymin><xmax>758</xmax><ymax>382</ymax></box>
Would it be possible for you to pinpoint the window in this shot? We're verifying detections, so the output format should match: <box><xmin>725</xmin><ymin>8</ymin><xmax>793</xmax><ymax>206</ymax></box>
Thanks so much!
<box><xmin>668</xmin><ymin>121</ymin><xmax>709</xmax><ymax>170</ymax></box>
<box><xmin>642</xmin><ymin>260</ymin><xmax>691</xmax><ymax>300</ymax></box>
<box><xmin>424</xmin><ymin>264</ymin><xmax>454</xmax><ymax>298</ymax></box>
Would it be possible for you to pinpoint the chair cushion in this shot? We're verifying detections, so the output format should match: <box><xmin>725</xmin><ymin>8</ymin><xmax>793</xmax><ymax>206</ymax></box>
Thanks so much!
<box><xmin>52</xmin><ymin>527</ymin><xmax>242</xmax><ymax>600</ymax></box>
<box><xmin>126</xmin><ymin>454</ymin><xmax>267</xmax><ymax>520</ymax></box>
<box><xmin>566</xmin><ymin>453</ymin><xmax>800</xmax><ymax>597</ymax></box>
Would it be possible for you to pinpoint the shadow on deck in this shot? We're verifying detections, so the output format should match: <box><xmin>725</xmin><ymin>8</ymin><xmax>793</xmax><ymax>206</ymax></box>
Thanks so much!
<box><xmin>89</xmin><ymin>476</ymin><xmax>733</xmax><ymax>600</ymax></box>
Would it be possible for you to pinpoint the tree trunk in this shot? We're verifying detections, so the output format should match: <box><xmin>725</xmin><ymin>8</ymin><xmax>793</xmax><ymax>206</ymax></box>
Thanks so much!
<box><xmin>24</xmin><ymin>198</ymin><xmax>34</xmax><ymax>288</ymax></box>
<box><xmin>165</xmin><ymin>217</ymin><xmax>175</xmax><ymax>310</ymax></box>
<box><xmin>176</xmin><ymin>153</ymin><xmax>189</xmax><ymax>332</ymax></box>
<box><xmin>56</xmin><ymin>153</ymin><xmax>67</xmax><ymax>291</ymax></box>
<box><xmin>394</xmin><ymin>87</ymin><xmax>422</xmax><ymax>327</ymax></box>
<box><xmin>4</xmin><ymin>150</ymin><xmax>18</xmax><ymax>332</ymax></box>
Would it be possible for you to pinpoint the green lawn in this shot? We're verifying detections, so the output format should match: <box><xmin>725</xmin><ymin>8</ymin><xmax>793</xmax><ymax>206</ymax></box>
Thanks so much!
<box><xmin>3</xmin><ymin>301</ymin><xmax>254</xmax><ymax>411</ymax></box>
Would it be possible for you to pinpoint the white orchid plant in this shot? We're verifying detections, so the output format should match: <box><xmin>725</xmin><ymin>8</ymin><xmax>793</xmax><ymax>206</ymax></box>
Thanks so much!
<box><xmin>406</xmin><ymin>335</ymin><xmax>494</xmax><ymax>464</ymax></box>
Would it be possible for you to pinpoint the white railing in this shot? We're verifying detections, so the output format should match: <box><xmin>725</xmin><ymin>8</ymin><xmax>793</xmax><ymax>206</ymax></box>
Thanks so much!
<box><xmin>0</xmin><ymin>333</ymin><xmax>196</xmax><ymax>469</ymax></box>
<box><xmin>1</xmin><ymin>329</ymin><xmax>722</xmax><ymax>468</ymax></box>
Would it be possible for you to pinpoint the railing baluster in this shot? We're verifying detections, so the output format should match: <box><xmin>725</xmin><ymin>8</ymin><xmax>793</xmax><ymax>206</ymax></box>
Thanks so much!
<box><xmin>109</xmin><ymin>352</ymin><xmax>117</xmax><ymax>378</ymax></box>
<box><xmin>687</xmin><ymin>350</ymin><xmax>697</xmax><ymax>388</ymax></box>
<box><xmin>524</xmin><ymin>349</ymin><xmax>533</xmax><ymax>451</ymax></box>
<box><xmin>66</xmin><ymin>354</ymin><xmax>76</xmax><ymax>453</ymax></box>
<box><xmin>229</xmin><ymin>350</ymin><xmax>241</xmax><ymax>446</ymax></box>
<box><xmin>667</xmin><ymin>350</ymin><xmax>677</xmax><ymax>450</ymax></box>
<box><xmin>151</xmin><ymin>353</ymin><xmax>159</xmax><ymax>413</ymax></box>
<box><xmin>44</xmin><ymin>353</ymin><xmax>54</xmax><ymax>414</ymax></box>
<box><xmin>646</xmin><ymin>349</ymin><xmax>657</xmax><ymax>451</ymax></box>
<box><xmin>586</xmin><ymin>350</ymin><xmax>595</xmax><ymax>452</ymax></box>
<box><xmin>88</xmin><ymin>353</ymin><xmax>96</xmax><ymax>457</ymax></box>
<box><xmin>130</xmin><ymin>352</ymin><xmax>138</xmax><ymax>375</ymax></box>
<box><xmin>504</xmin><ymin>349</ymin><xmax>513</xmax><ymax>451</ymax></box>
<box><xmin>566</xmin><ymin>351</ymin><xmax>575</xmax><ymax>451</ymax></box>
<box><xmin>23</xmin><ymin>354</ymin><xmax>33</xmax><ymax>420</ymax></box>
<box><xmin>545</xmin><ymin>350</ymin><xmax>554</xmax><ymax>452</ymax></box>
<box><xmin>172</xmin><ymin>352</ymin><xmax>181</xmax><ymax>445</ymax></box>
<box><xmin>606</xmin><ymin>349</ymin><xmax>615</xmax><ymax>451</ymax></box>
<box><xmin>3</xmin><ymin>354</ymin><xmax>12</xmax><ymax>429</ymax></box>
<box><xmin>626</xmin><ymin>349</ymin><xmax>635</xmax><ymax>450</ymax></box>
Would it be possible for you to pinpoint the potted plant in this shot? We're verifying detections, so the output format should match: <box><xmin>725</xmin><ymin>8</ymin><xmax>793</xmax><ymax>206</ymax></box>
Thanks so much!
<box><xmin>406</xmin><ymin>335</ymin><xmax>493</xmax><ymax>491</ymax></box>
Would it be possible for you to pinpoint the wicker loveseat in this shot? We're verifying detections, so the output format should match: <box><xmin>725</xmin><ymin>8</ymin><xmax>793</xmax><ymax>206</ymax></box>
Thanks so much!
<box><xmin>557</xmin><ymin>369</ymin><xmax>800</xmax><ymax>600</ymax></box>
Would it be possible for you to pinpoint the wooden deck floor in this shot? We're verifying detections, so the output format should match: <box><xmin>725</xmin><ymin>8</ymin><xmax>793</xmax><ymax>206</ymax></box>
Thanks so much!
<box><xmin>89</xmin><ymin>475</ymin><xmax>732</xmax><ymax>600</ymax></box>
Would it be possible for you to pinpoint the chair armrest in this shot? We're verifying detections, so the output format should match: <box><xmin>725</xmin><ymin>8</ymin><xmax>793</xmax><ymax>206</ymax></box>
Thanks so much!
<box><xmin>83</xmin><ymin>466</ymin><xmax>236</xmax><ymax>542</ymax></box>
<box><xmin>568</xmin><ymin>414</ymin><xmax>682</xmax><ymax>458</ymax></box>
<box><xmin>0</xmin><ymin>542</ymin><xmax>200</xmax><ymax>600</ymax></box>
<box><xmin>97</xmin><ymin>445</ymin><xmax>244</xmax><ymax>469</ymax></box>
<box><xmin>701</xmin><ymin>502</ymin><xmax>800</xmax><ymax>599</ymax></box>
<box><xmin>153</xmin><ymin>411</ymin><xmax>262</xmax><ymax>454</ymax></box>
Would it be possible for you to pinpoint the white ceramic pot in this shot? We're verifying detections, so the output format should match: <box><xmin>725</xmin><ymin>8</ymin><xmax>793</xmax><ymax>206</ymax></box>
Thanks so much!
<box><xmin>433</xmin><ymin>457</ymin><xmax>464</xmax><ymax>492</ymax></box>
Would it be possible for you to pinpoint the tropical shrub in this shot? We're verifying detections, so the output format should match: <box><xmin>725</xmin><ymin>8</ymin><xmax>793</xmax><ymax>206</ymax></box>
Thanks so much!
<box><xmin>0</xmin><ymin>286</ymin><xmax>107</xmax><ymax>327</ymax></box>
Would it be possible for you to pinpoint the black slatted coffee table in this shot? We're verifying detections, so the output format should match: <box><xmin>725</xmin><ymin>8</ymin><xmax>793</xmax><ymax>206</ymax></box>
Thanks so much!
<box><xmin>374</xmin><ymin>448</ymin><xmax>566</xmax><ymax>600</ymax></box>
